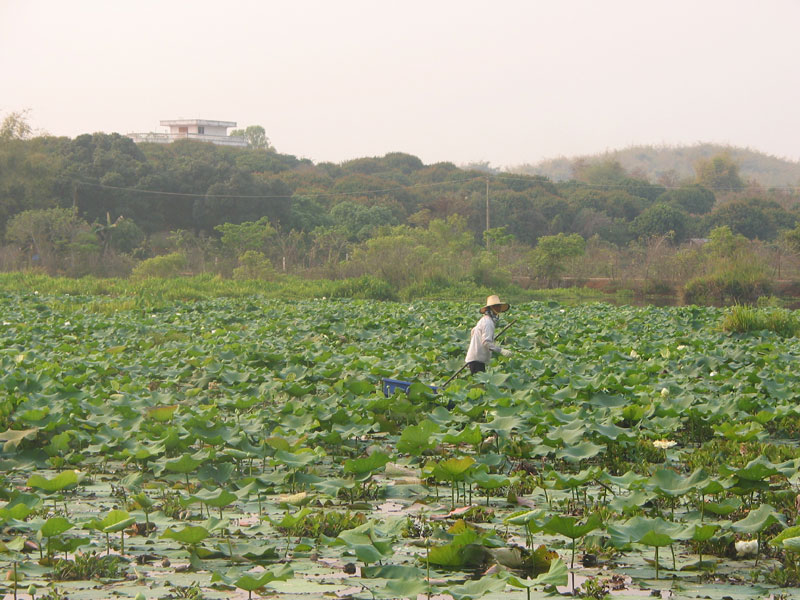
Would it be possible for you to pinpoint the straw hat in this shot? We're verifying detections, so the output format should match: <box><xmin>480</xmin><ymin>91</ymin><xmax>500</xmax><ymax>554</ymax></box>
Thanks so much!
<box><xmin>480</xmin><ymin>295</ymin><xmax>510</xmax><ymax>314</ymax></box>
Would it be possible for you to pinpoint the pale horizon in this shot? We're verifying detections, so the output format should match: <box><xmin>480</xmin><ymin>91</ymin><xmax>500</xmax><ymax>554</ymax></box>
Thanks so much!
<box><xmin>2</xmin><ymin>0</ymin><xmax>799</xmax><ymax>168</ymax></box>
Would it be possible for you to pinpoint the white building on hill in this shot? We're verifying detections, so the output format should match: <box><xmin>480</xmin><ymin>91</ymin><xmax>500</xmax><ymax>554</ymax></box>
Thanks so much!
<box><xmin>128</xmin><ymin>119</ymin><xmax>248</xmax><ymax>147</ymax></box>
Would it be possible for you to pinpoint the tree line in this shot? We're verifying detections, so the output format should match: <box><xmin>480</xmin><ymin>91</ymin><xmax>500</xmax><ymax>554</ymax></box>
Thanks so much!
<box><xmin>2</xmin><ymin>114</ymin><xmax>800</xmax><ymax>302</ymax></box>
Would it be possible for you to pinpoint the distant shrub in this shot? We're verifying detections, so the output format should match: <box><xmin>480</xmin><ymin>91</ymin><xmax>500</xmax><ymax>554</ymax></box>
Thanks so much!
<box><xmin>131</xmin><ymin>252</ymin><xmax>188</xmax><ymax>279</ymax></box>
<box><xmin>233</xmin><ymin>251</ymin><xmax>275</xmax><ymax>280</ymax></box>
<box><xmin>720</xmin><ymin>304</ymin><xmax>760</xmax><ymax>333</ymax></box>
<box><xmin>331</xmin><ymin>275</ymin><xmax>397</xmax><ymax>301</ymax></box>
<box><xmin>683</xmin><ymin>267</ymin><xmax>771</xmax><ymax>306</ymax></box>
<box><xmin>642</xmin><ymin>279</ymin><xmax>674</xmax><ymax>296</ymax></box>
<box><xmin>470</xmin><ymin>253</ymin><xmax>511</xmax><ymax>289</ymax></box>
<box><xmin>722</xmin><ymin>305</ymin><xmax>800</xmax><ymax>337</ymax></box>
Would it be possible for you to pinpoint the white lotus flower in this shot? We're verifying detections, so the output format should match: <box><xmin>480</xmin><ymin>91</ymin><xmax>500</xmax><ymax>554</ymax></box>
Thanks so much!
<box><xmin>710</xmin><ymin>371</ymin><xmax>718</xmax><ymax>377</ymax></box>
<box><xmin>653</xmin><ymin>439</ymin><xmax>677</xmax><ymax>449</ymax></box>
<box><xmin>661</xmin><ymin>387</ymin><xmax>669</xmax><ymax>397</ymax></box>
<box><xmin>735</xmin><ymin>539</ymin><xmax>758</xmax><ymax>557</ymax></box>
<box><xmin>629</xmin><ymin>350</ymin><xmax>639</xmax><ymax>358</ymax></box>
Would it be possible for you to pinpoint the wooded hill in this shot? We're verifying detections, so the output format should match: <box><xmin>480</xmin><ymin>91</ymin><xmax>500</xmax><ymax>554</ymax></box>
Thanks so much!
<box><xmin>513</xmin><ymin>143</ymin><xmax>800</xmax><ymax>188</ymax></box>
<box><xmin>2</xmin><ymin>128</ymin><xmax>800</xmax><ymax>301</ymax></box>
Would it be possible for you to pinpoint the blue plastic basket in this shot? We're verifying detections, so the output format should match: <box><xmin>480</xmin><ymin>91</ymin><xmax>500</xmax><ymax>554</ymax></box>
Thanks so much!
<box><xmin>381</xmin><ymin>378</ymin><xmax>438</xmax><ymax>397</ymax></box>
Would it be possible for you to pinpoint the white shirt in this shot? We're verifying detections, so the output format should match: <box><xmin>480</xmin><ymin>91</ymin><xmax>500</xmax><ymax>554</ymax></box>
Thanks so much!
<box><xmin>465</xmin><ymin>314</ymin><xmax>503</xmax><ymax>364</ymax></box>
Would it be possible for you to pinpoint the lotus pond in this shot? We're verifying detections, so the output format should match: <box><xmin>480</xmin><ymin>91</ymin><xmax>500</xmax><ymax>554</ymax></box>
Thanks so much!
<box><xmin>1</xmin><ymin>294</ymin><xmax>800</xmax><ymax>600</ymax></box>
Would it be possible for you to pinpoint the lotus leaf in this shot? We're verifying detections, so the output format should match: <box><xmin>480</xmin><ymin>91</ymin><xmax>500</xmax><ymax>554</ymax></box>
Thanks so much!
<box><xmin>27</xmin><ymin>470</ymin><xmax>80</xmax><ymax>492</ymax></box>
<box><xmin>162</xmin><ymin>525</ymin><xmax>211</xmax><ymax>545</ymax></box>
<box><xmin>731</xmin><ymin>504</ymin><xmax>786</xmax><ymax>535</ymax></box>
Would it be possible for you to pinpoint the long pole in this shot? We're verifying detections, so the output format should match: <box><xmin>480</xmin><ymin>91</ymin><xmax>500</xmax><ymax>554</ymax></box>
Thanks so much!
<box><xmin>441</xmin><ymin>318</ymin><xmax>517</xmax><ymax>389</ymax></box>
<box><xmin>485</xmin><ymin>177</ymin><xmax>490</xmax><ymax>250</ymax></box>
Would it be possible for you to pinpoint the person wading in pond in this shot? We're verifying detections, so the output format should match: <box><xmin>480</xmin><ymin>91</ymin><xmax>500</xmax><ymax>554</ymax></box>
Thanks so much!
<box><xmin>465</xmin><ymin>295</ymin><xmax>512</xmax><ymax>375</ymax></box>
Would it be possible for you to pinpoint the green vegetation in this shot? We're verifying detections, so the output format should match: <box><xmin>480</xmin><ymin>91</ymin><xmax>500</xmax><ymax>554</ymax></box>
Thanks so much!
<box><xmin>517</xmin><ymin>142</ymin><xmax>800</xmax><ymax>188</ymax></box>
<box><xmin>721</xmin><ymin>304</ymin><xmax>800</xmax><ymax>336</ymax></box>
<box><xmin>2</xmin><ymin>121</ymin><xmax>800</xmax><ymax>305</ymax></box>
<box><xmin>0</xmin><ymin>295</ymin><xmax>798</xmax><ymax>597</ymax></box>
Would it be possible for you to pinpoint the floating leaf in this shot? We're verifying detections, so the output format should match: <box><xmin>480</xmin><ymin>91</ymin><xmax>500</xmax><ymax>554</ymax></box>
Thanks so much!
<box><xmin>0</xmin><ymin>428</ymin><xmax>38</xmax><ymax>451</ymax></box>
<box><xmin>397</xmin><ymin>420</ymin><xmax>440</xmax><ymax>456</ymax></box>
<box><xmin>446</xmin><ymin>574</ymin><xmax>507</xmax><ymax>599</ymax></box>
<box><xmin>162</xmin><ymin>525</ymin><xmax>210</xmax><ymax>545</ymax></box>
<box><xmin>731</xmin><ymin>504</ymin><xmax>786</xmax><ymax>535</ymax></box>
<box><xmin>343</xmin><ymin>452</ymin><xmax>390</xmax><ymax>476</ymax></box>
<box><xmin>164</xmin><ymin>454</ymin><xmax>203</xmax><ymax>474</ymax></box>
<box><xmin>146</xmin><ymin>404</ymin><xmax>177</xmax><ymax>422</ymax></box>
<box><xmin>433</xmin><ymin>456</ymin><xmax>476</xmax><ymax>482</ymax></box>
<box><xmin>27</xmin><ymin>470</ymin><xmax>80</xmax><ymax>492</ymax></box>
<box><xmin>507</xmin><ymin>557</ymin><xmax>568</xmax><ymax>588</ymax></box>
<box><xmin>40</xmin><ymin>516</ymin><xmax>73</xmax><ymax>538</ymax></box>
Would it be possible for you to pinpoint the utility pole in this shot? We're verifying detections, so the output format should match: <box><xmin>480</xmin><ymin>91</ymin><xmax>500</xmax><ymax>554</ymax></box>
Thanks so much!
<box><xmin>485</xmin><ymin>177</ymin><xmax>490</xmax><ymax>250</ymax></box>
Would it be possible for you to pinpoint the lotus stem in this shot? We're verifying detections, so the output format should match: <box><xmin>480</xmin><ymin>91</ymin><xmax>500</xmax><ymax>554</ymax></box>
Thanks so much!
<box><xmin>571</xmin><ymin>538</ymin><xmax>576</xmax><ymax>569</ymax></box>
<box><xmin>655</xmin><ymin>546</ymin><xmax>659</xmax><ymax>580</ymax></box>
<box><xmin>426</xmin><ymin>537</ymin><xmax>431</xmax><ymax>600</ymax></box>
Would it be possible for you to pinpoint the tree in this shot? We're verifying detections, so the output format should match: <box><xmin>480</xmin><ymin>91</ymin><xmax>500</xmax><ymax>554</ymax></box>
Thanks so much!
<box><xmin>5</xmin><ymin>207</ymin><xmax>97</xmax><ymax>274</ymax></box>
<box><xmin>0</xmin><ymin>110</ymin><xmax>33</xmax><ymax>140</ymax></box>
<box><xmin>655</xmin><ymin>185</ymin><xmax>716</xmax><ymax>215</ymax></box>
<box><xmin>214</xmin><ymin>216</ymin><xmax>276</xmax><ymax>257</ymax></box>
<box><xmin>288</xmin><ymin>195</ymin><xmax>332</xmax><ymax>232</ymax></box>
<box><xmin>230</xmin><ymin>125</ymin><xmax>274</xmax><ymax>151</ymax></box>
<box><xmin>707</xmin><ymin>197</ymin><xmax>794</xmax><ymax>241</ymax></box>
<box><xmin>783</xmin><ymin>223</ymin><xmax>800</xmax><ymax>255</ymax></box>
<box><xmin>531</xmin><ymin>233</ymin><xmax>586</xmax><ymax>286</ymax></box>
<box><xmin>633</xmin><ymin>203</ymin><xmax>689</xmax><ymax>242</ymax></box>
<box><xmin>233</xmin><ymin>250</ymin><xmax>275</xmax><ymax>280</ymax></box>
<box><xmin>329</xmin><ymin>201</ymin><xmax>395</xmax><ymax>241</ymax></box>
<box><xmin>694</xmin><ymin>153</ymin><xmax>744</xmax><ymax>192</ymax></box>
<box><xmin>705</xmin><ymin>225</ymin><xmax>750</xmax><ymax>260</ymax></box>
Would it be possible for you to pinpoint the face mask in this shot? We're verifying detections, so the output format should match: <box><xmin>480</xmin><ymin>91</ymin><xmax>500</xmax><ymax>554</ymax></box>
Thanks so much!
<box><xmin>487</xmin><ymin>309</ymin><xmax>500</xmax><ymax>325</ymax></box>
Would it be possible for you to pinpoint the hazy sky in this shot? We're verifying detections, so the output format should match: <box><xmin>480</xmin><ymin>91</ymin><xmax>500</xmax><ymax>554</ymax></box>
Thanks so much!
<box><xmin>2</xmin><ymin>0</ymin><xmax>799</xmax><ymax>168</ymax></box>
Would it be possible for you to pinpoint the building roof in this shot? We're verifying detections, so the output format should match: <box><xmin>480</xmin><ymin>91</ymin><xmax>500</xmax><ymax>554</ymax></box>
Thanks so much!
<box><xmin>159</xmin><ymin>119</ymin><xmax>237</xmax><ymax>128</ymax></box>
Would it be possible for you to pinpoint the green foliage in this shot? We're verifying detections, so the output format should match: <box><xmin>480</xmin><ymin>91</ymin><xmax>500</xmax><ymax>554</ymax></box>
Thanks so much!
<box><xmin>0</xmin><ymin>110</ymin><xmax>34</xmax><ymax>140</ymax></box>
<box><xmin>517</xmin><ymin>143</ymin><xmax>800</xmax><ymax>188</ymax></box>
<box><xmin>5</xmin><ymin>207</ymin><xmax>98</xmax><ymax>275</ymax></box>
<box><xmin>706</xmin><ymin>226</ymin><xmax>749</xmax><ymax>259</ymax></box>
<box><xmin>130</xmin><ymin>252</ymin><xmax>187</xmax><ymax>279</ymax></box>
<box><xmin>633</xmin><ymin>203</ymin><xmax>688</xmax><ymax>242</ymax></box>
<box><xmin>722</xmin><ymin>305</ymin><xmax>800</xmax><ymax>337</ymax></box>
<box><xmin>330</xmin><ymin>201</ymin><xmax>395</xmax><ymax>241</ymax></box>
<box><xmin>470</xmin><ymin>252</ymin><xmax>511</xmax><ymax>289</ymax></box>
<box><xmin>1</xmin><ymin>295</ymin><xmax>800</xmax><ymax>595</ymax></box>
<box><xmin>531</xmin><ymin>233</ymin><xmax>585</xmax><ymax>285</ymax></box>
<box><xmin>694</xmin><ymin>152</ymin><xmax>744</xmax><ymax>191</ymax></box>
<box><xmin>2</xmin><ymin>133</ymin><xmax>800</xmax><ymax>297</ymax></box>
<box><xmin>274</xmin><ymin>510</ymin><xmax>366</xmax><ymax>538</ymax></box>
<box><xmin>656</xmin><ymin>185</ymin><xmax>716</xmax><ymax>215</ymax></box>
<box><xmin>232</xmin><ymin>250</ymin><xmax>275</xmax><ymax>280</ymax></box>
<box><xmin>215</xmin><ymin>217</ymin><xmax>275</xmax><ymax>256</ymax></box>
<box><xmin>683</xmin><ymin>226</ymin><xmax>773</xmax><ymax>305</ymax></box>
<box><xmin>52</xmin><ymin>552</ymin><xmax>124</xmax><ymax>581</ymax></box>
<box><xmin>229</xmin><ymin>125</ymin><xmax>274</xmax><ymax>151</ymax></box>
<box><xmin>707</xmin><ymin>198</ymin><xmax>795</xmax><ymax>241</ymax></box>
<box><xmin>330</xmin><ymin>275</ymin><xmax>397</xmax><ymax>300</ymax></box>
<box><xmin>683</xmin><ymin>262</ymin><xmax>772</xmax><ymax>305</ymax></box>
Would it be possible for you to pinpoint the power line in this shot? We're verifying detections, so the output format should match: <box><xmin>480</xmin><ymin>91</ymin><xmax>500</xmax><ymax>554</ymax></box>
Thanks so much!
<box><xmin>72</xmin><ymin>171</ymin><xmax>800</xmax><ymax>202</ymax></box>
<box><xmin>73</xmin><ymin>175</ymin><xmax>488</xmax><ymax>200</ymax></box>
